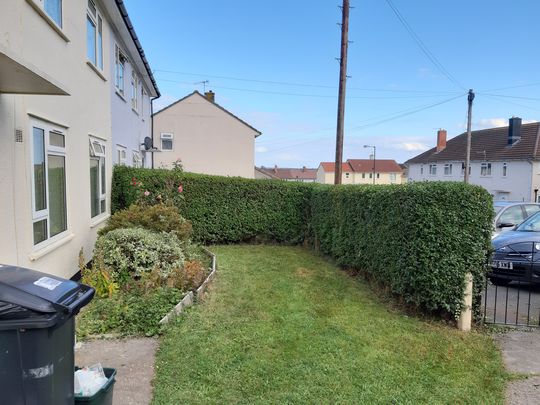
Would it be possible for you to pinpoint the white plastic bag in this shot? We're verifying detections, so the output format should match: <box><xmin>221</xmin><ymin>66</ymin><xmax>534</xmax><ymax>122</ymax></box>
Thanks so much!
<box><xmin>74</xmin><ymin>363</ymin><xmax>108</xmax><ymax>397</ymax></box>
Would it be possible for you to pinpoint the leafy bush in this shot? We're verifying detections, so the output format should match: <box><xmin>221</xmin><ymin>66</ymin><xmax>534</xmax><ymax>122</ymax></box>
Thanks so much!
<box><xmin>99</xmin><ymin>203</ymin><xmax>192</xmax><ymax>241</ymax></box>
<box><xmin>112</xmin><ymin>166</ymin><xmax>312</xmax><ymax>244</ymax></box>
<box><xmin>80</xmin><ymin>253</ymin><xmax>119</xmax><ymax>298</ymax></box>
<box><xmin>309</xmin><ymin>182</ymin><xmax>493</xmax><ymax>318</ymax></box>
<box><xmin>94</xmin><ymin>228</ymin><xmax>185</xmax><ymax>284</ymax></box>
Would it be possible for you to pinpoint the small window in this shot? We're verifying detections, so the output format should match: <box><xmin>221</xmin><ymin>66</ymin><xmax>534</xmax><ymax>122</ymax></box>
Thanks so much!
<box><xmin>132</xmin><ymin>151</ymin><xmax>141</xmax><ymax>168</ymax></box>
<box><xmin>369</xmin><ymin>173</ymin><xmax>373</xmax><ymax>179</ymax></box>
<box><xmin>115</xmin><ymin>46</ymin><xmax>127</xmax><ymax>95</ymax></box>
<box><xmin>429</xmin><ymin>164</ymin><xmax>437</xmax><ymax>175</ymax></box>
<box><xmin>390</xmin><ymin>173</ymin><xmax>397</xmax><ymax>183</ymax></box>
<box><xmin>89</xmin><ymin>138</ymin><xmax>106</xmax><ymax>218</ymax></box>
<box><xmin>161</xmin><ymin>133</ymin><xmax>173</xmax><ymax>151</ymax></box>
<box><xmin>502</xmin><ymin>163</ymin><xmax>507</xmax><ymax>177</ymax></box>
<box><xmin>87</xmin><ymin>0</ymin><xmax>103</xmax><ymax>70</ymax></box>
<box><xmin>362</xmin><ymin>173</ymin><xmax>366</xmax><ymax>179</ymax></box>
<box><xmin>444</xmin><ymin>163</ymin><xmax>452</xmax><ymax>176</ymax></box>
<box><xmin>345</xmin><ymin>172</ymin><xmax>350</xmax><ymax>179</ymax></box>
<box><xmin>42</xmin><ymin>0</ymin><xmax>63</xmax><ymax>27</ymax></box>
<box><xmin>116</xmin><ymin>146</ymin><xmax>127</xmax><ymax>165</ymax></box>
<box><xmin>131</xmin><ymin>70</ymin><xmax>139</xmax><ymax>111</ymax></box>
<box><xmin>461</xmin><ymin>162</ymin><xmax>471</xmax><ymax>176</ymax></box>
<box><xmin>376</xmin><ymin>173</ymin><xmax>380</xmax><ymax>179</ymax></box>
<box><xmin>420</xmin><ymin>165</ymin><xmax>423</xmax><ymax>175</ymax></box>
<box><xmin>480</xmin><ymin>162</ymin><xmax>492</xmax><ymax>176</ymax></box>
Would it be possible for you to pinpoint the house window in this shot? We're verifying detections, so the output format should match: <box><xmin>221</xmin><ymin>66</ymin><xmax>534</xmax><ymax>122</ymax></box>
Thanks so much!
<box><xmin>86</xmin><ymin>0</ymin><xmax>103</xmax><ymax>70</ymax></box>
<box><xmin>429</xmin><ymin>164</ymin><xmax>437</xmax><ymax>175</ymax></box>
<box><xmin>116</xmin><ymin>146</ymin><xmax>127</xmax><ymax>165</ymax></box>
<box><xmin>31</xmin><ymin>120</ymin><xmax>67</xmax><ymax>245</ymax></box>
<box><xmin>161</xmin><ymin>133</ymin><xmax>173</xmax><ymax>151</ymax></box>
<box><xmin>480</xmin><ymin>162</ymin><xmax>492</xmax><ymax>176</ymax></box>
<box><xmin>390</xmin><ymin>173</ymin><xmax>397</xmax><ymax>183</ymax></box>
<box><xmin>345</xmin><ymin>172</ymin><xmax>350</xmax><ymax>179</ymax></box>
<box><xmin>132</xmin><ymin>151</ymin><xmax>141</xmax><ymax>168</ymax></box>
<box><xmin>376</xmin><ymin>173</ymin><xmax>380</xmax><ymax>179</ymax></box>
<box><xmin>115</xmin><ymin>45</ymin><xmax>127</xmax><ymax>95</ymax></box>
<box><xmin>369</xmin><ymin>173</ymin><xmax>373</xmax><ymax>179</ymax></box>
<box><xmin>461</xmin><ymin>163</ymin><xmax>471</xmax><ymax>176</ymax></box>
<box><xmin>362</xmin><ymin>173</ymin><xmax>366</xmax><ymax>179</ymax></box>
<box><xmin>444</xmin><ymin>163</ymin><xmax>452</xmax><ymax>176</ymax></box>
<box><xmin>502</xmin><ymin>163</ymin><xmax>507</xmax><ymax>177</ymax></box>
<box><xmin>89</xmin><ymin>138</ymin><xmax>106</xmax><ymax>218</ymax></box>
<box><xmin>141</xmin><ymin>88</ymin><xmax>146</xmax><ymax>117</ymax></box>
<box><xmin>38</xmin><ymin>0</ymin><xmax>63</xmax><ymax>27</ymax></box>
<box><xmin>131</xmin><ymin>70</ymin><xmax>139</xmax><ymax>111</ymax></box>
<box><xmin>420</xmin><ymin>165</ymin><xmax>423</xmax><ymax>175</ymax></box>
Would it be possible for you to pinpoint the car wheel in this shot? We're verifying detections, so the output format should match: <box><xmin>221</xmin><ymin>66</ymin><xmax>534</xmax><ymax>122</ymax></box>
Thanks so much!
<box><xmin>489</xmin><ymin>277</ymin><xmax>511</xmax><ymax>287</ymax></box>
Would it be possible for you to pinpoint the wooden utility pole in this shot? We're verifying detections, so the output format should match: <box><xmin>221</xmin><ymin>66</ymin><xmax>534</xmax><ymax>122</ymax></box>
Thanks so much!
<box><xmin>334</xmin><ymin>0</ymin><xmax>350</xmax><ymax>185</ymax></box>
<box><xmin>464</xmin><ymin>89</ymin><xmax>475</xmax><ymax>183</ymax></box>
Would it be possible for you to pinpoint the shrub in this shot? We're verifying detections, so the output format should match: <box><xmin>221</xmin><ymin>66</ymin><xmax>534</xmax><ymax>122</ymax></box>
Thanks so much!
<box><xmin>94</xmin><ymin>228</ymin><xmax>185</xmax><ymax>284</ymax></box>
<box><xmin>166</xmin><ymin>260</ymin><xmax>207</xmax><ymax>291</ymax></box>
<box><xmin>99</xmin><ymin>203</ymin><xmax>192</xmax><ymax>241</ymax></box>
<box><xmin>112</xmin><ymin>166</ymin><xmax>312</xmax><ymax>244</ymax></box>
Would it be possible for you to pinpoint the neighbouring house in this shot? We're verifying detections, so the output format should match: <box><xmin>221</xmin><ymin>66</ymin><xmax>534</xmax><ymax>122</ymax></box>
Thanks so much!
<box><xmin>316</xmin><ymin>159</ymin><xmax>404</xmax><ymax>185</ymax></box>
<box><xmin>256</xmin><ymin>166</ymin><xmax>317</xmax><ymax>182</ymax></box>
<box><xmin>0</xmin><ymin>0</ymin><xmax>158</xmax><ymax>278</ymax></box>
<box><xmin>254</xmin><ymin>167</ymin><xmax>280</xmax><ymax>180</ymax></box>
<box><xmin>153</xmin><ymin>91</ymin><xmax>262</xmax><ymax>178</ymax></box>
<box><xmin>405</xmin><ymin>117</ymin><xmax>540</xmax><ymax>202</ymax></box>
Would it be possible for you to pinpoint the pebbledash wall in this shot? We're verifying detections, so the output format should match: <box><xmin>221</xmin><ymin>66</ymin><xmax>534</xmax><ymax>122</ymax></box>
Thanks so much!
<box><xmin>0</xmin><ymin>0</ymin><xmax>157</xmax><ymax>278</ymax></box>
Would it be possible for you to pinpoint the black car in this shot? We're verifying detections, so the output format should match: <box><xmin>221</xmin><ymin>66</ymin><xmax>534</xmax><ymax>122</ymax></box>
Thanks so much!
<box><xmin>490</xmin><ymin>211</ymin><xmax>540</xmax><ymax>286</ymax></box>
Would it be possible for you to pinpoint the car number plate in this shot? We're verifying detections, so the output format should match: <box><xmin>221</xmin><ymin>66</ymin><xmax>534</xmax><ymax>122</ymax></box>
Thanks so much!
<box><xmin>491</xmin><ymin>260</ymin><xmax>513</xmax><ymax>270</ymax></box>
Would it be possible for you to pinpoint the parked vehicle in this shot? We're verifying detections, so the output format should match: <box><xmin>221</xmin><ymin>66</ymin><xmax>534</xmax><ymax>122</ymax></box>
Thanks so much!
<box><xmin>490</xmin><ymin>211</ymin><xmax>540</xmax><ymax>286</ymax></box>
<box><xmin>492</xmin><ymin>202</ymin><xmax>540</xmax><ymax>238</ymax></box>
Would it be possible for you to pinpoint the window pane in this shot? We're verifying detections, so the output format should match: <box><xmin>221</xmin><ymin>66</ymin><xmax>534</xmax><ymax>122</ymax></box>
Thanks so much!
<box><xmin>87</xmin><ymin>0</ymin><xmax>96</xmax><ymax>16</ymax></box>
<box><xmin>44</xmin><ymin>0</ymin><xmax>62</xmax><ymax>27</ymax></box>
<box><xmin>33</xmin><ymin>219</ymin><xmax>48</xmax><ymax>245</ymax></box>
<box><xmin>97</xmin><ymin>17</ymin><xmax>103</xmax><ymax>69</ymax></box>
<box><xmin>100</xmin><ymin>199</ymin><xmax>106</xmax><ymax>214</ymax></box>
<box><xmin>33</xmin><ymin>127</ymin><xmax>47</xmax><ymax>211</ymax></box>
<box><xmin>498</xmin><ymin>206</ymin><xmax>525</xmax><ymax>226</ymax></box>
<box><xmin>50</xmin><ymin>131</ymin><xmax>65</xmax><ymax>147</ymax></box>
<box><xmin>90</xmin><ymin>159</ymin><xmax>99</xmax><ymax>217</ymax></box>
<box><xmin>100</xmin><ymin>158</ymin><xmax>106</xmax><ymax>195</ymax></box>
<box><xmin>162</xmin><ymin>139</ymin><xmax>172</xmax><ymax>150</ymax></box>
<box><xmin>87</xmin><ymin>16</ymin><xmax>96</xmax><ymax>65</ymax></box>
<box><xmin>525</xmin><ymin>205</ymin><xmax>540</xmax><ymax>216</ymax></box>
<box><xmin>48</xmin><ymin>155</ymin><xmax>67</xmax><ymax>237</ymax></box>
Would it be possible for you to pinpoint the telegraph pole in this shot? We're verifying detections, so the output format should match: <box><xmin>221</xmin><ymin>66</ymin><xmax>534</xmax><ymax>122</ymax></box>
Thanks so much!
<box><xmin>334</xmin><ymin>0</ymin><xmax>350</xmax><ymax>185</ymax></box>
<box><xmin>464</xmin><ymin>89</ymin><xmax>475</xmax><ymax>183</ymax></box>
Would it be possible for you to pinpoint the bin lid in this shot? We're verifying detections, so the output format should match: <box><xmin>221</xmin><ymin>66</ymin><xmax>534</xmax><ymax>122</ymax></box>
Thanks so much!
<box><xmin>0</xmin><ymin>264</ymin><xmax>81</xmax><ymax>314</ymax></box>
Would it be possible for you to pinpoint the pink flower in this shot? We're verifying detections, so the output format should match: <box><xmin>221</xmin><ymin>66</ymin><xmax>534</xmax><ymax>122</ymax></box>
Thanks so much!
<box><xmin>177</xmin><ymin>185</ymin><xmax>183</xmax><ymax>193</ymax></box>
<box><xmin>144</xmin><ymin>190</ymin><xmax>150</xmax><ymax>197</ymax></box>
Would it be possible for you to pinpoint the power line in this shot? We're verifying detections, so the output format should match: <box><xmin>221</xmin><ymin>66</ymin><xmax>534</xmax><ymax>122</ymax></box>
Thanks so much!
<box><xmin>384</xmin><ymin>0</ymin><xmax>465</xmax><ymax>90</ymax></box>
<box><xmin>477</xmin><ymin>92</ymin><xmax>540</xmax><ymax>102</ymax></box>
<box><xmin>482</xmin><ymin>94</ymin><xmax>540</xmax><ymax>113</ymax></box>
<box><xmin>156</xmin><ymin>77</ymin><xmax>456</xmax><ymax>99</ymax></box>
<box><xmin>480</xmin><ymin>82</ymin><xmax>540</xmax><ymax>93</ymax></box>
<box><xmin>154</xmin><ymin>69</ymin><xmax>461</xmax><ymax>94</ymax></box>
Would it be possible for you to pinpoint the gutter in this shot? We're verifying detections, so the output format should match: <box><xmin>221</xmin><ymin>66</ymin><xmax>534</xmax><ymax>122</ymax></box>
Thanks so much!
<box><xmin>115</xmin><ymin>0</ymin><xmax>160</xmax><ymax>97</ymax></box>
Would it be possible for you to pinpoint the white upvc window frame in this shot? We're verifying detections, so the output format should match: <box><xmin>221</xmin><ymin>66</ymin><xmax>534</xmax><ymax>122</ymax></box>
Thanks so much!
<box><xmin>389</xmin><ymin>173</ymin><xmax>397</xmax><ymax>183</ymax></box>
<box><xmin>86</xmin><ymin>0</ymin><xmax>103</xmax><ymax>71</ymax></box>
<box><xmin>116</xmin><ymin>145</ymin><xmax>127</xmax><ymax>165</ymax></box>
<box><xmin>480</xmin><ymin>162</ymin><xmax>492</xmax><ymax>177</ymax></box>
<box><xmin>502</xmin><ymin>162</ymin><xmax>507</xmax><ymax>177</ymax></box>
<box><xmin>35</xmin><ymin>0</ymin><xmax>63</xmax><ymax>28</ymax></box>
<box><xmin>132</xmin><ymin>150</ymin><xmax>141</xmax><ymax>168</ymax></box>
<box><xmin>89</xmin><ymin>137</ymin><xmax>107</xmax><ymax>218</ymax></box>
<box><xmin>131</xmin><ymin>70</ymin><xmax>139</xmax><ymax>112</ymax></box>
<box><xmin>443</xmin><ymin>163</ymin><xmax>452</xmax><ymax>176</ymax></box>
<box><xmin>30</xmin><ymin>118</ymin><xmax>68</xmax><ymax>246</ymax></box>
<box><xmin>429</xmin><ymin>164</ymin><xmax>437</xmax><ymax>176</ymax></box>
<box><xmin>115</xmin><ymin>44</ymin><xmax>127</xmax><ymax>96</ymax></box>
<box><xmin>161</xmin><ymin>132</ymin><xmax>173</xmax><ymax>151</ymax></box>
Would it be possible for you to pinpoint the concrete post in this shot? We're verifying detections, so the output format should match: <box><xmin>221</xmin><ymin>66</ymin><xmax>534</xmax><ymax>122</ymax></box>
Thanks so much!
<box><xmin>457</xmin><ymin>272</ymin><xmax>473</xmax><ymax>331</ymax></box>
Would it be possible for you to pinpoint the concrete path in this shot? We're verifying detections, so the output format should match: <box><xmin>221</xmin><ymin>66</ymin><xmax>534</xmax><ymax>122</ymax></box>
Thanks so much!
<box><xmin>495</xmin><ymin>330</ymin><xmax>540</xmax><ymax>405</ymax></box>
<box><xmin>75</xmin><ymin>337</ymin><xmax>158</xmax><ymax>405</ymax></box>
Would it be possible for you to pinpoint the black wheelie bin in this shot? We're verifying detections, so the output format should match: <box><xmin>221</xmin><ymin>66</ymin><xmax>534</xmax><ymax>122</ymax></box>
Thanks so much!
<box><xmin>0</xmin><ymin>264</ymin><xmax>95</xmax><ymax>405</ymax></box>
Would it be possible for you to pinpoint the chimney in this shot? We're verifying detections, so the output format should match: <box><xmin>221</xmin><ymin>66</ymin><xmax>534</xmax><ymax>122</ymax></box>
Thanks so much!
<box><xmin>274</xmin><ymin>164</ymin><xmax>278</xmax><ymax>174</ymax></box>
<box><xmin>436</xmin><ymin>129</ymin><xmax>447</xmax><ymax>152</ymax></box>
<box><xmin>204</xmin><ymin>90</ymin><xmax>215</xmax><ymax>103</ymax></box>
<box><xmin>369</xmin><ymin>154</ymin><xmax>374</xmax><ymax>160</ymax></box>
<box><xmin>508</xmin><ymin>116</ymin><xmax>522</xmax><ymax>146</ymax></box>
<box><xmin>302</xmin><ymin>166</ymin><xmax>306</xmax><ymax>172</ymax></box>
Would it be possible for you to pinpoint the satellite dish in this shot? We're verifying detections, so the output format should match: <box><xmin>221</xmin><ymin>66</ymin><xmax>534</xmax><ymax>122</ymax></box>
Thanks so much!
<box><xmin>143</xmin><ymin>137</ymin><xmax>153</xmax><ymax>150</ymax></box>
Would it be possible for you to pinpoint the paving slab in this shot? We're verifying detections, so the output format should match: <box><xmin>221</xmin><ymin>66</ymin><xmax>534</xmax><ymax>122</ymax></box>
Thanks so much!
<box><xmin>75</xmin><ymin>337</ymin><xmax>158</xmax><ymax>405</ymax></box>
<box><xmin>495</xmin><ymin>330</ymin><xmax>540</xmax><ymax>405</ymax></box>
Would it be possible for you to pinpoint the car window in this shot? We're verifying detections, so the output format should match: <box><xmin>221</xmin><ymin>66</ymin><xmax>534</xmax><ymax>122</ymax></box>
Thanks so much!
<box><xmin>517</xmin><ymin>212</ymin><xmax>540</xmax><ymax>232</ymax></box>
<box><xmin>497</xmin><ymin>205</ymin><xmax>525</xmax><ymax>226</ymax></box>
<box><xmin>524</xmin><ymin>205</ymin><xmax>540</xmax><ymax>217</ymax></box>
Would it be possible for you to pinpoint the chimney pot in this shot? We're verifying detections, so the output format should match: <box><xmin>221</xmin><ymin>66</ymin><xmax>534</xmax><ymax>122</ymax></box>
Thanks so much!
<box><xmin>508</xmin><ymin>116</ymin><xmax>522</xmax><ymax>146</ymax></box>
<box><xmin>436</xmin><ymin>129</ymin><xmax>447</xmax><ymax>152</ymax></box>
<box><xmin>204</xmin><ymin>90</ymin><xmax>215</xmax><ymax>103</ymax></box>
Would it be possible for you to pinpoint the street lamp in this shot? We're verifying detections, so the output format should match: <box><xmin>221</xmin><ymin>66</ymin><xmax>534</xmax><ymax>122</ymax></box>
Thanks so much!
<box><xmin>364</xmin><ymin>145</ymin><xmax>376</xmax><ymax>184</ymax></box>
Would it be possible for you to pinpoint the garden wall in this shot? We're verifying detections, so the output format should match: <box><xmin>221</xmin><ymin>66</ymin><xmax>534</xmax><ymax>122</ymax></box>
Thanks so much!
<box><xmin>112</xmin><ymin>166</ymin><xmax>493</xmax><ymax>318</ymax></box>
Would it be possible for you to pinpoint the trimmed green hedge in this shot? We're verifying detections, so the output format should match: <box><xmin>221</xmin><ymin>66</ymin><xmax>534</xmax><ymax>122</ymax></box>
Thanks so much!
<box><xmin>310</xmin><ymin>182</ymin><xmax>493</xmax><ymax>318</ymax></box>
<box><xmin>112</xmin><ymin>166</ymin><xmax>493</xmax><ymax>318</ymax></box>
<box><xmin>112</xmin><ymin>166</ymin><xmax>312</xmax><ymax>244</ymax></box>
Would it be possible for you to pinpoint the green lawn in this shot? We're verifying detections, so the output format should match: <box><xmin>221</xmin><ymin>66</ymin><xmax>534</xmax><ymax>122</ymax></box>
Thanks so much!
<box><xmin>152</xmin><ymin>245</ymin><xmax>506</xmax><ymax>404</ymax></box>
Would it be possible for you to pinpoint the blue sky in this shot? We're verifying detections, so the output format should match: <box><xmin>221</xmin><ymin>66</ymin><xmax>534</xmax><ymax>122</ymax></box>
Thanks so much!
<box><xmin>125</xmin><ymin>0</ymin><xmax>540</xmax><ymax>167</ymax></box>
